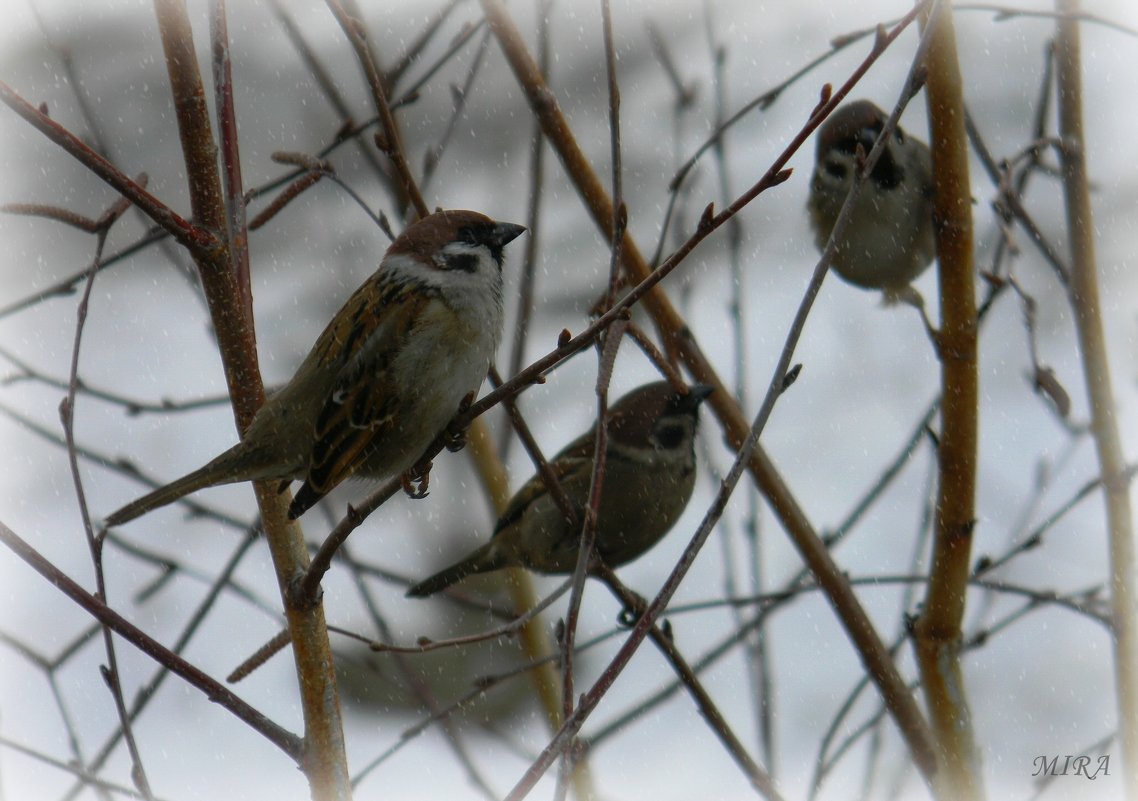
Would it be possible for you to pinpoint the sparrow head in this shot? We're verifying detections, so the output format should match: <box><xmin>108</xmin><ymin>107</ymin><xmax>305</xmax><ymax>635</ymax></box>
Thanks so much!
<box><xmin>388</xmin><ymin>210</ymin><xmax>526</xmax><ymax>275</ymax></box>
<box><xmin>814</xmin><ymin>100</ymin><xmax>907</xmax><ymax>192</ymax></box>
<box><xmin>606</xmin><ymin>381</ymin><xmax>713</xmax><ymax>454</ymax></box>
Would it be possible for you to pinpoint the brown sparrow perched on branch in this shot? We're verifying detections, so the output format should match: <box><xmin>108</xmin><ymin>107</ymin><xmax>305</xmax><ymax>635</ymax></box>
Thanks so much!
<box><xmin>807</xmin><ymin>99</ymin><xmax>936</xmax><ymax>303</ymax></box>
<box><xmin>407</xmin><ymin>381</ymin><xmax>713</xmax><ymax>597</ymax></box>
<box><xmin>105</xmin><ymin>210</ymin><xmax>525</xmax><ymax>525</ymax></box>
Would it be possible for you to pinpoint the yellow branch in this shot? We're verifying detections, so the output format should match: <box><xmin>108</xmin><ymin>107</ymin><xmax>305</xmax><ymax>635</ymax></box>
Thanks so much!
<box><xmin>912</xmin><ymin>3</ymin><xmax>982</xmax><ymax>799</ymax></box>
<box><xmin>1055</xmin><ymin>2</ymin><xmax>1138</xmax><ymax>797</ymax></box>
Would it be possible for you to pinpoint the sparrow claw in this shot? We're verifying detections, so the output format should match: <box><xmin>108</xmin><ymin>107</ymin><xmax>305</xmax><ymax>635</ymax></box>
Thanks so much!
<box><xmin>615</xmin><ymin>607</ymin><xmax>674</xmax><ymax>639</ymax></box>
<box><xmin>616</xmin><ymin>607</ymin><xmax>639</xmax><ymax>628</ymax></box>
<box><xmin>443</xmin><ymin>391</ymin><xmax>476</xmax><ymax>453</ymax></box>
<box><xmin>401</xmin><ymin>461</ymin><xmax>432</xmax><ymax>499</ymax></box>
<box><xmin>443</xmin><ymin>425</ymin><xmax>468</xmax><ymax>453</ymax></box>
<box><xmin>893</xmin><ymin>286</ymin><xmax>941</xmax><ymax>344</ymax></box>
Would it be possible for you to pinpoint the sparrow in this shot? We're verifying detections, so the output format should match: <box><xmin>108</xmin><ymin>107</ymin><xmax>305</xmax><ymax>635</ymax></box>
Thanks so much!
<box><xmin>807</xmin><ymin>99</ymin><xmax>936</xmax><ymax>303</ymax></box>
<box><xmin>407</xmin><ymin>381</ymin><xmax>713</xmax><ymax>597</ymax></box>
<box><xmin>105</xmin><ymin>209</ymin><xmax>525</xmax><ymax>525</ymax></box>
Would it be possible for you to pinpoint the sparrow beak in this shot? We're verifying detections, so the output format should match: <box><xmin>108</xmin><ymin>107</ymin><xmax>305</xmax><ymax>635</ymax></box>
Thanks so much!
<box><xmin>489</xmin><ymin>222</ymin><xmax>527</xmax><ymax>249</ymax></box>
<box><xmin>679</xmin><ymin>383</ymin><xmax>715</xmax><ymax>411</ymax></box>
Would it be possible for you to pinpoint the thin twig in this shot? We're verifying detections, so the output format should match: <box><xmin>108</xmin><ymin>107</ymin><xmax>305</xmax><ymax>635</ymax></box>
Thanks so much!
<box><xmin>1054</xmin><ymin>3</ymin><xmax>1138</xmax><ymax>793</ymax></box>
<box><xmin>0</xmin><ymin>521</ymin><xmax>303</xmax><ymax>760</ymax></box>
<box><xmin>0</xmin><ymin>225</ymin><xmax>170</xmax><ymax>321</ymax></box>
<box><xmin>597</xmin><ymin>568</ymin><xmax>784</xmax><ymax>800</ymax></box>
<box><xmin>326</xmin><ymin>0</ymin><xmax>430</xmax><ymax>218</ymax></box>
<box><xmin>964</xmin><ymin>106</ymin><xmax>1070</xmax><ymax>284</ymax></box>
<box><xmin>554</xmin><ymin>4</ymin><xmax>626</xmax><ymax>792</ymax></box>
<box><xmin>227</xmin><ymin>629</ymin><xmax>291</xmax><ymax>684</ymax></box>
<box><xmin>700</xmin><ymin>0</ymin><xmax>776</xmax><ymax>771</ymax></box>
<box><xmin>553</xmin><ymin>320</ymin><xmax>621</xmax><ymax>798</ymax></box>
<box><xmin>0</xmin><ymin>733</ymin><xmax>160</xmax><ymax>800</ymax></box>
<box><xmin>0</xmin><ymin>82</ymin><xmax>217</xmax><ymax>255</ymax></box>
<box><xmin>339</xmin><ymin>544</ymin><xmax>498</xmax><ymax>801</ymax></box>
<box><xmin>59</xmin><ymin>206</ymin><xmax>154</xmax><ymax>799</ymax></box>
<box><xmin>0</xmin><ymin>344</ymin><xmax>232</xmax><ymax>415</ymax></box>
<box><xmin>488</xmin><ymin>366</ymin><xmax>578</xmax><ymax>527</ymax></box>
<box><xmin>421</xmin><ymin>29</ymin><xmax>493</xmax><ymax>190</ymax></box>
<box><xmin>481</xmin><ymin>0</ymin><xmax>940</xmax><ymax>782</ymax></box>
<box><xmin>502</xmin><ymin>0</ymin><xmax>553</xmax><ymax>458</ymax></box>
<box><xmin>384</xmin><ymin>0</ymin><xmax>466</xmax><ymax>86</ymax></box>
<box><xmin>76</xmin><ymin>529</ymin><xmax>262</xmax><ymax>792</ymax></box>
<box><xmin>503</xmin><ymin>58</ymin><xmax>925</xmax><ymax>785</ymax></box>
<box><xmin>955</xmin><ymin>3</ymin><xmax>1138</xmax><ymax>36</ymax></box>
<box><xmin>340</xmin><ymin>579</ymin><xmax>571</xmax><ymax>654</ymax></box>
<box><xmin>269</xmin><ymin>0</ymin><xmax>390</xmax><ymax>183</ymax></box>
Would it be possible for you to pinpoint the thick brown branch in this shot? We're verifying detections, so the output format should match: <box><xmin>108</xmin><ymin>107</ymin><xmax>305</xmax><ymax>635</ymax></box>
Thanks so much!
<box><xmin>153</xmin><ymin>2</ymin><xmax>350</xmax><ymax>797</ymax></box>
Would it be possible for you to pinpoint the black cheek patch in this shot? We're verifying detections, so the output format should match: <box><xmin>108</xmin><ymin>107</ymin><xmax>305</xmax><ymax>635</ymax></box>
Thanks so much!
<box><xmin>824</xmin><ymin>160</ymin><xmax>848</xmax><ymax>180</ymax></box>
<box><xmin>653</xmin><ymin>422</ymin><xmax>685</xmax><ymax>450</ymax></box>
<box><xmin>870</xmin><ymin>145</ymin><xmax>905</xmax><ymax>191</ymax></box>
<box><xmin>444</xmin><ymin>253</ymin><xmax>479</xmax><ymax>273</ymax></box>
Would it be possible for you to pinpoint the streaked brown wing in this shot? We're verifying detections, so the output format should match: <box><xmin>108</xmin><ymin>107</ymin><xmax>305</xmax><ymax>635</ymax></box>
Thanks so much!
<box><xmin>304</xmin><ymin>289</ymin><xmax>429</xmax><ymax>497</ymax></box>
<box><xmin>307</xmin><ymin>272</ymin><xmax>408</xmax><ymax>369</ymax></box>
<box><xmin>493</xmin><ymin>437</ymin><xmax>592</xmax><ymax>536</ymax></box>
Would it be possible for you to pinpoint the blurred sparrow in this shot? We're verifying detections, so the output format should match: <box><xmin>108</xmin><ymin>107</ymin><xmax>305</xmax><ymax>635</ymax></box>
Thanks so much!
<box><xmin>106</xmin><ymin>209</ymin><xmax>525</xmax><ymax>525</ymax></box>
<box><xmin>807</xmin><ymin>99</ymin><xmax>936</xmax><ymax>303</ymax></box>
<box><xmin>407</xmin><ymin>381</ymin><xmax>712</xmax><ymax>597</ymax></box>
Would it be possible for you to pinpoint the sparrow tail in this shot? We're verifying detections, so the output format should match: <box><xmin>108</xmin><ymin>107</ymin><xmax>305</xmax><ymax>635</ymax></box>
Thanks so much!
<box><xmin>104</xmin><ymin>446</ymin><xmax>257</xmax><ymax>526</ymax></box>
<box><xmin>406</xmin><ymin>543</ymin><xmax>507</xmax><ymax>598</ymax></box>
<box><xmin>104</xmin><ymin>467</ymin><xmax>224</xmax><ymax>526</ymax></box>
<box><xmin>288</xmin><ymin>481</ymin><xmax>324</xmax><ymax>520</ymax></box>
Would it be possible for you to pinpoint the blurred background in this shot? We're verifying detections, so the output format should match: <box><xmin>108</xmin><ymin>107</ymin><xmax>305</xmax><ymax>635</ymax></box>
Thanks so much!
<box><xmin>1</xmin><ymin>0</ymin><xmax>1136</xmax><ymax>799</ymax></box>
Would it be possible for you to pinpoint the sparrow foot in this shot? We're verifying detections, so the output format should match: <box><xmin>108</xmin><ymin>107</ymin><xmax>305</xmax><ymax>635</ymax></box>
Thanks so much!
<box><xmin>401</xmin><ymin>460</ymin><xmax>432</xmax><ymax>499</ymax></box>
<box><xmin>443</xmin><ymin>391</ymin><xmax>476</xmax><ymax>453</ymax></box>
<box><xmin>892</xmin><ymin>286</ymin><xmax>941</xmax><ymax>344</ymax></box>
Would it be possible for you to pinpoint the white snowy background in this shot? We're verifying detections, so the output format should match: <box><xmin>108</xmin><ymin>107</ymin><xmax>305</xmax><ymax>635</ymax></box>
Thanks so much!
<box><xmin>1</xmin><ymin>1</ymin><xmax>1136</xmax><ymax>799</ymax></box>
